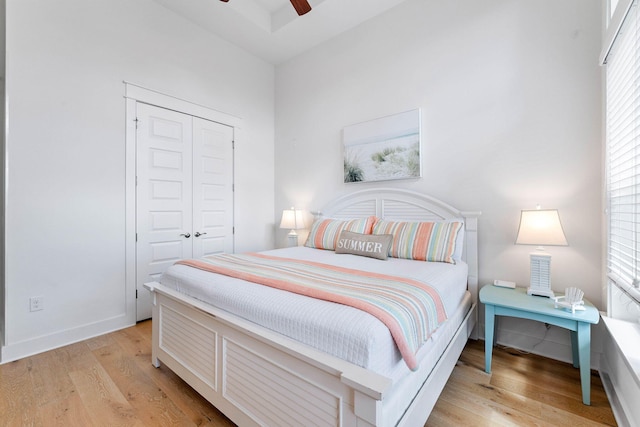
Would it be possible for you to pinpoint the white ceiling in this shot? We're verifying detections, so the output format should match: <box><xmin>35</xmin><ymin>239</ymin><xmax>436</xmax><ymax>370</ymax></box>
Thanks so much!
<box><xmin>153</xmin><ymin>0</ymin><xmax>410</xmax><ymax>64</ymax></box>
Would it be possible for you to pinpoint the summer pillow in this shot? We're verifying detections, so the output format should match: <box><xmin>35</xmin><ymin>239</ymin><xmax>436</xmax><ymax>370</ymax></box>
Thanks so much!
<box><xmin>305</xmin><ymin>216</ymin><xmax>377</xmax><ymax>250</ymax></box>
<box><xmin>372</xmin><ymin>219</ymin><xmax>463</xmax><ymax>263</ymax></box>
<box><xmin>335</xmin><ymin>231</ymin><xmax>393</xmax><ymax>260</ymax></box>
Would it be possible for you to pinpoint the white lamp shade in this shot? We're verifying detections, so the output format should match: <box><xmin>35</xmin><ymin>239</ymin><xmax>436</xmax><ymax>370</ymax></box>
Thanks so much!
<box><xmin>515</xmin><ymin>209</ymin><xmax>568</xmax><ymax>246</ymax></box>
<box><xmin>280</xmin><ymin>208</ymin><xmax>305</xmax><ymax>230</ymax></box>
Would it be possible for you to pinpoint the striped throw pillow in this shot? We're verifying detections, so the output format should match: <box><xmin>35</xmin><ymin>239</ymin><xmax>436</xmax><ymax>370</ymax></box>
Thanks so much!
<box><xmin>304</xmin><ymin>216</ymin><xmax>377</xmax><ymax>250</ymax></box>
<box><xmin>372</xmin><ymin>220</ymin><xmax>463</xmax><ymax>263</ymax></box>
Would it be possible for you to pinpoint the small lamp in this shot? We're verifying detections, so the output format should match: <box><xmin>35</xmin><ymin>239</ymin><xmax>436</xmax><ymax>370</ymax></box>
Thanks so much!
<box><xmin>515</xmin><ymin>207</ymin><xmax>568</xmax><ymax>298</ymax></box>
<box><xmin>280</xmin><ymin>207</ymin><xmax>306</xmax><ymax>247</ymax></box>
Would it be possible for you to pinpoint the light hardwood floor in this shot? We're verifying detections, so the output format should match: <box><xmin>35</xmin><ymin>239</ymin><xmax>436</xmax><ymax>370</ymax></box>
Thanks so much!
<box><xmin>428</xmin><ymin>339</ymin><xmax>616</xmax><ymax>426</ymax></box>
<box><xmin>0</xmin><ymin>320</ymin><xmax>616</xmax><ymax>426</ymax></box>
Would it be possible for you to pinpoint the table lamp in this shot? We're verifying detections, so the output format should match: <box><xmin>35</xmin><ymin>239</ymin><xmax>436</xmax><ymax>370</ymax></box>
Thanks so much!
<box><xmin>515</xmin><ymin>207</ymin><xmax>568</xmax><ymax>297</ymax></box>
<box><xmin>280</xmin><ymin>207</ymin><xmax>306</xmax><ymax>247</ymax></box>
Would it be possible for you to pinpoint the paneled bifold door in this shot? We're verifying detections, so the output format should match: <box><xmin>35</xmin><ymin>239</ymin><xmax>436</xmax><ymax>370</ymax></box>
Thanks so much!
<box><xmin>136</xmin><ymin>103</ymin><xmax>234</xmax><ymax>321</ymax></box>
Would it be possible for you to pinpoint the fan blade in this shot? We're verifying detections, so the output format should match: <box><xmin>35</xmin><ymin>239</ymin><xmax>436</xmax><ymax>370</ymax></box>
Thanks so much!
<box><xmin>220</xmin><ymin>0</ymin><xmax>309</xmax><ymax>16</ymax></box>
<box><xmin>290</xmin><ymin>0</ymin><xmax>312</xmax><ymax>16</ymax></box>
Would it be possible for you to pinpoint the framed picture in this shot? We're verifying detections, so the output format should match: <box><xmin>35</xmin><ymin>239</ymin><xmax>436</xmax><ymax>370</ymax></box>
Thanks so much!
<box><xmin>343</xmin><ymin>109</ymin><xmax>421</xmax><ymax>183</ymax></box>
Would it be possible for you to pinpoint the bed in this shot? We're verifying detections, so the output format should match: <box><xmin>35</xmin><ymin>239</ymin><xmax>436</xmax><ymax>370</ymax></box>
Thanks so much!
<box><xmin>145</xmin><ymin>188</ymin><xmax>480</xmax><ymax>426</ymax></box>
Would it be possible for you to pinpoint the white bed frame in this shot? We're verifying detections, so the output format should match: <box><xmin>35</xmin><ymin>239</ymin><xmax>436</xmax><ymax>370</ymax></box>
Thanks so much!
<box><xmin>145</xmin><ymin>188</ymin><xmax>480</xmax><ymax>426</ymax></box>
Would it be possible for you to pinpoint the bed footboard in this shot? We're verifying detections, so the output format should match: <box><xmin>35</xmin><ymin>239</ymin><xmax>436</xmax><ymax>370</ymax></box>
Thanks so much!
<box><xmin>146</xmin><ymin>282</ymin><xmax>393</xmax><ymax>427</ymax></box>
<box><xmin>145</xmin><ymin>282</ymin><xmax>476</xmax><ymax>427</ymax></box>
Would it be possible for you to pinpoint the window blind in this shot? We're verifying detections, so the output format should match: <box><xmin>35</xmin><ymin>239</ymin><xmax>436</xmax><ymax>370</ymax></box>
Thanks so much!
<box><xmin>606</xmin><ymin>0</ymin><xmax>640</xmax><ymax>312</ymax></box>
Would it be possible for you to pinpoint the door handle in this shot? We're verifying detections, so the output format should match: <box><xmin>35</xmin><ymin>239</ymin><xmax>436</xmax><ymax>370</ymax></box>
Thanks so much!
<box><xmin>180</xmin><ymin>233</ymin><xmax>191</xmax><ymax>238</ymax></box>
<box><xmin>195</xmin><ymin>232</ymin><xmax>207</xmax><ymax>237</ymax></box>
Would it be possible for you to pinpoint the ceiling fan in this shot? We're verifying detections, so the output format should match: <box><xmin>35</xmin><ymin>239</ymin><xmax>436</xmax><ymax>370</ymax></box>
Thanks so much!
<box><xmin>219</xmin><ymin>0</ymin><xmax>312</xmax><ymax>16</ymax></box>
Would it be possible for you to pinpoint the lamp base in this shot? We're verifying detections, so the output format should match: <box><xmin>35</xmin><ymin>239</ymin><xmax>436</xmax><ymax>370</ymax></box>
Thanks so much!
<box><xmin>528</xmin><ymin>251</ymin><xmax>553</xmax><ymax>298</ymax></box>
<box><xmin>287</xmin><ymin>230</ymin><xmax>299</xmax><ymax>247</ymax></box>
<box><xmin>527</xmin><ymin>287</ymin><xmax>555</xmax><ymax>298</ymax></box>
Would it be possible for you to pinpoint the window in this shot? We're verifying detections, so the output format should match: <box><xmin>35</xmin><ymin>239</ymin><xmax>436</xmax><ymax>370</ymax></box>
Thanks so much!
<box><xmin>605</xmin><ymin>0</ymin><xmax>640</xmax><ymax>323</ymax></box>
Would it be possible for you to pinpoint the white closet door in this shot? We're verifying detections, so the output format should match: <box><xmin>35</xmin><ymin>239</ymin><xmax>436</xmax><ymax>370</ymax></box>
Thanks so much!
<box><xmin>136</xmin><ymin>103</ymin><xmax>193</xmax><ymax>321</ymax></box>
<box><xmin>192</xmin><ymin>117</ymin><xmax>235</xmax><ymax>258</ymax></box>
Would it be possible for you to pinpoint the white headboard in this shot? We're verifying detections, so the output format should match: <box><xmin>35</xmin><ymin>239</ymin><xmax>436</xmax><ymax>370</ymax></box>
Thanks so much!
<box><xmin>318</xmin><ymin>188</ymin><xmax>481</xmax><ymax>307</ymax></box>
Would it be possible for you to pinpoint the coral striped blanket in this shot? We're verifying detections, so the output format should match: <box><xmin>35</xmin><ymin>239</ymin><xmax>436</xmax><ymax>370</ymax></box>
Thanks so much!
<box><xmin>178</xmin><ymin>253</ymin><xmax>448</xmax><ymax>370</ymax></box>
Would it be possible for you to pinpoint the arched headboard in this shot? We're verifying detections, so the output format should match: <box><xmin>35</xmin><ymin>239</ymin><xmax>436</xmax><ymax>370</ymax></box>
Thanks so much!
<box><xmin>318</xmin><ymin>188</ymin><xmax>481</xmax><ymax>307</ymax></box>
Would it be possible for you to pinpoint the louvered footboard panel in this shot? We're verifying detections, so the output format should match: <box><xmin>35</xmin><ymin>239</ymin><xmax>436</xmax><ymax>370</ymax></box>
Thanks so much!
<box><xmin>159</xmin><ymin>304</ymin><xmax>218</xmax><ymax>390</ymax></box>
<box><xmin>223</xmin><ymin>338</ymin><xmax>342</xmax><ymax>427</ymax></box>
<box><xmin>150</xmin><ymin>287</ymin><xmax>394</xmax><ymax>426</ymax></box>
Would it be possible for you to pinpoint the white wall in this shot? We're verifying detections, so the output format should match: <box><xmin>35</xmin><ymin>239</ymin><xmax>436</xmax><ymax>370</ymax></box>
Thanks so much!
<box><xmin>275</xmin><ymin>0</ymin><xmax>602</xmax><ymax>356</ymax></box>
<box><xmin>0</xmin><ymin>0</ymin><xmax>5</xmax><ymax>348</ymax></box>
<box><xmin>1</xmin><ymin>0</ymin><xmax>274</xmax><ymax>362</ymax></box>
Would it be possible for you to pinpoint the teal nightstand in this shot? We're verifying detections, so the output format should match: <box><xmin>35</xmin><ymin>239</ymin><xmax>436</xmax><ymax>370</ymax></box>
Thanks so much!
<box><xmin>479</xmin><ymin>285</ymin><xmax>600</xmax><ymax>405</ymax></box>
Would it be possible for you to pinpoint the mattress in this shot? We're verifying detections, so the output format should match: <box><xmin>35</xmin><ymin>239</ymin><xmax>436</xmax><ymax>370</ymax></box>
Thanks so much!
<box><xmin>159</xmin><ymin>246</ymin><xmax>469</xmax><ymax>378</ymax></box>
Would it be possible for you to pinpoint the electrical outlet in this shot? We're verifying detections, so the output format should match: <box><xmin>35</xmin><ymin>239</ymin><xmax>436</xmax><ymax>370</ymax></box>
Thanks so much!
<box><xmin>29</xmin><ymin>296</ymin><xmax>44</xmax><ymax>312</ymax></box>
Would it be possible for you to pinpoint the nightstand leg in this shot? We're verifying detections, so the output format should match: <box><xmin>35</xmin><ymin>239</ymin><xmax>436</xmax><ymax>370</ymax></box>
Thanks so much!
<box><xmin>484</xmin><ymin>304</ymin><xmax>495</xmax><ymax>373</ymax></box>
<box><xmin>577</xmin><ymin>322</ymin><xmax>591</xmax><ymax>405</ymax></box>
<box><xmin>570</xmin><ymin>330</ymin><xmax>579</xmax><ymax>368</ymax></box>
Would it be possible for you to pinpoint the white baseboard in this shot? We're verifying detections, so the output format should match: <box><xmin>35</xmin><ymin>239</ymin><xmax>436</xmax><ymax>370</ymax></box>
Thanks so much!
<box><xmin>0</xmin><ymin>314</ymin><xmax>134</xmax><ymax>364</ymax></box>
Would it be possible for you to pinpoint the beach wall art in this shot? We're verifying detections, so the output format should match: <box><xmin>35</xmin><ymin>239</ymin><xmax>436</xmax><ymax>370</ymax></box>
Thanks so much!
<box><xmin>343</xmin><ymin>109</ymin><xmax>421</xmax><ymax>183</ymax></box>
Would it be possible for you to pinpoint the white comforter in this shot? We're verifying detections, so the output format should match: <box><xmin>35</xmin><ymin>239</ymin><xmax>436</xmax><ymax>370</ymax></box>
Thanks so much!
<box><xmin>159</xmin><ymin>246</ymin><xmax>468</xmax><ymax>377</ymax></box>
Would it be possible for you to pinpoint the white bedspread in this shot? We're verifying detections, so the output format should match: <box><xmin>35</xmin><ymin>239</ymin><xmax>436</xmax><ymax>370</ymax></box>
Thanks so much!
<box><xmin>159</xmin><ymin>246</ymin><xmax>468</xmax><ymax>377</ymax></box>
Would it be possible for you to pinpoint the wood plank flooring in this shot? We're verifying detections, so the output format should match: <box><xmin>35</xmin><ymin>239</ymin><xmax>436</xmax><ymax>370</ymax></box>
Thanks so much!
<box><xmin>0</xmin><ymin>321</ymin><xmax>616</xmax><ymax>426</ymax></box>
<box><xmin>428</xmin><ymin>340</ymin><xmax>616</xmax><ymax>426</ymax></box>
